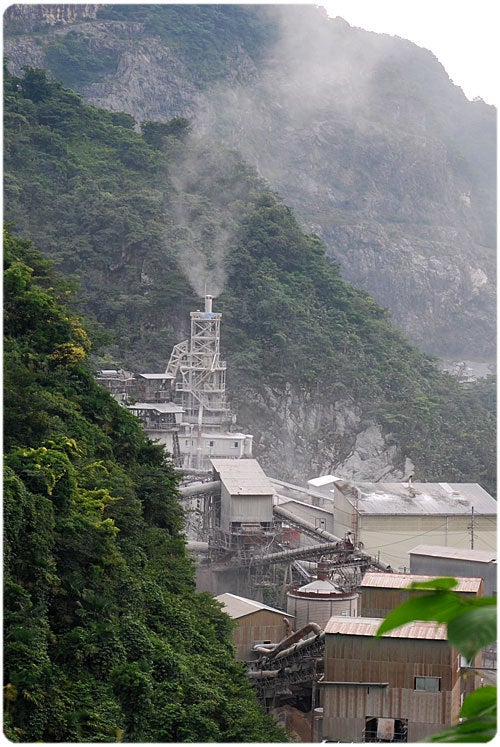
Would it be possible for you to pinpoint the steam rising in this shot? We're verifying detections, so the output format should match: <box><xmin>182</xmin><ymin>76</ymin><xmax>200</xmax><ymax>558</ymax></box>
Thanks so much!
<box><xmin>167</xmin><ymin>139</ymin><xmax>257</xmax><ymax>298</ymax></box>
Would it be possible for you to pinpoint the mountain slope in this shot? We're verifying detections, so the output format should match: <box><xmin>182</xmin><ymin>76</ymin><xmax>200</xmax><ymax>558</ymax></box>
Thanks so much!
<box><xmin>3</xmin><ymin>68</ymin><xmax>496</xmax><ymax>495</ymax></box>
<box><xmin>3</xmin><ymin>227</ymin><xmax>288</xmax><ymax>743</ymax></box>
<box><xmin>4</xmin><ymin>3</ymin><xmax>496</xmax><ymax>359</ymax></box>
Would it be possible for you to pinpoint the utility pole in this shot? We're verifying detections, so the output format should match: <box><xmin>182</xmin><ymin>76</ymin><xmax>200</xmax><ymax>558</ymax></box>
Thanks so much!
<box><xmin>469</xmin><ymin>506</ymin><xmax>475</xmax><ymax>549</ymax></box>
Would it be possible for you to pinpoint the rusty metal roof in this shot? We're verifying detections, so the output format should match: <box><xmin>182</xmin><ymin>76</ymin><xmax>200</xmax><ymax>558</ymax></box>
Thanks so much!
<box><xmin>210</xmin><ymin>458</ymin><xmax>274</xmax><ymax>495</ymax></box>
<box><xmin>360</xmin><ymin>572</ymin><xmax>483</xmax><ymax>593</ymax></box>
<box><xmin>338</xmin><ymin>482</ymin><xmax>496</xmax><ymax>515</ymax></box>
<box><xmin>409</xmin><ymin>544</ymin><xmax>497</xmax><ymax>563</ymax></box>
<box><xmin>324</xmin><ymin>616</ymin><xmax>447</xmax><ymax>640</ymax></box>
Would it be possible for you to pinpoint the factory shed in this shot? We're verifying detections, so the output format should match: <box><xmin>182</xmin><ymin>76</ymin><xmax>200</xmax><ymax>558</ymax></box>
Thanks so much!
<box><xmin>321</xmin><ymin>615</ymin><xmax>474</xmax><ymax>743</ymax></box>
<box><xmin>216</xmin><ymin>593</ymin><xmax>292</xmax><ymax>661</ymax></box>
<box><xmin>134</xmin><ymin>372</ymin><xmax>175</xmax><ymax>402</ymax></box>
<box><xmin>331</xmin><ymin>481</ymin><xmax>496</xmax><ymax>571</ymax></box>
<box><xmin>127</xmin><ymin>402</ymin><xmax>184</xmax><ymax>428</ymax></box>
<box><xmin>409</xmin><ymin>545</ymin><xmax>497</xmax><ymax>596</ymax></box>
<box><xmin>359</xmin><ymin>571</ymin><xmax>483</xmax><ymax>618</ymax></box>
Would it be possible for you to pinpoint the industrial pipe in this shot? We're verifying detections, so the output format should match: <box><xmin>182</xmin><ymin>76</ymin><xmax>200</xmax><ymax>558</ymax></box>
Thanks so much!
<box><xmin>178</xmin><ymin>480</ymin><xmax>221</xmax><ymax>498</ymax></box>
<box><xmin>253</xmin><ymin>622</ymin><xmax>322</xmax><ymax>657</ymax></box>
<box><xmin>273</xmin><ymin>504</ymin><xmax>392</xmax><ymax>572</ymax></box>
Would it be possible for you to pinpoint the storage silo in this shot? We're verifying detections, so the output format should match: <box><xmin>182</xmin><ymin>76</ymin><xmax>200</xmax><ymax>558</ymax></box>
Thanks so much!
<box><xmin>286</xmin><ymin>563</ymin><xmax>359</xmax><ymax>629</ymax></box>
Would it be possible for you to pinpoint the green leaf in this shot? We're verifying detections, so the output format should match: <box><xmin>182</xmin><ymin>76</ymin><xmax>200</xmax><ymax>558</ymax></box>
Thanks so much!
<box><xmin>375</xmin><ymin>591</ymin><xmax>466</xmax><ymax>636</ymax></box>
<box><xmin>448</xmin><ymin>607</ymin><xmax>497</xmax><ymax>661</ymax></box>
<box><xmin>460</xmin><ymin>686</ymin><xmax>497</xmax><ymax>719</ymax></box>
<box><xmin>406</xmin><ymin>577</ymin><xmax>459</xmax><ymax>591</ymax></box>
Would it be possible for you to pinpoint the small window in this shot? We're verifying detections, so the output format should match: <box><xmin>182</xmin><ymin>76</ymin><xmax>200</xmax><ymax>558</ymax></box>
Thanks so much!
<box><xmin>207</xmin><ymin>440</ymin><xmax>214</xmax><ymax>447</ymax></box>
<box><xmin>234</xmin><ymin>441</ymin><xmax>239</xmax><ymax>448</ymax></box>
<box><xmin>415</xmin><ymin>676</ymin><xmax>440</xmax><ymax>692</ymax></box>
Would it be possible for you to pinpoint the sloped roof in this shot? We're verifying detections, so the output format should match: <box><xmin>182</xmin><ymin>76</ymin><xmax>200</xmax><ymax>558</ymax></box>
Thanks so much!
<box><xmin>128</xmin><ymin>402</ymin><xmax>184</xmax><ymax>413</ymax></box>
<box><xmin>409</xmin><ymin>544</ymin><xmax>497</xmax><ymax>563</ymax></box>
<box><xmin>137</xmin><ymin>373</ymin><xmax>174</xmax><ymax>379</ymax></box>
<box><xmin>360</xmin><ymin>572</ymin><xmax>482</xmax><ymax>593</ymax></box>
<box><xmin>216</xmin><ymin>593</ymin><xmax>290</xmax><ymax>620</ymax></box>
<box><xmin>325</xmin><ymin>616</ymin><xmax>447</xmax><ymax>640</ymax></box>
<box><xmin>210</xmin><ymin>458</ymin><xmax>274</xmax><ymax>495</ymax></box>
<box><xmin>338</xmin><ymin>482</ymin><xmax>496</xmax><ymax>515</ymax></box>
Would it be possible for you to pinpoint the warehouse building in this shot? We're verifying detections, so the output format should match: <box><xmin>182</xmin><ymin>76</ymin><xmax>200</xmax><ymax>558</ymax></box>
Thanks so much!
<box><xmin>330</xmin><ymin>481</ymin><xmax>496</xmax><ymax>571</ymax></box>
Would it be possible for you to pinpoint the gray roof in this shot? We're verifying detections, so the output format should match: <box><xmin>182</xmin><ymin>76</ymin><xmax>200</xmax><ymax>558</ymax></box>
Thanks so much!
<box><xmin>360</xmin><ymin>571</ymin><xmax>483</xmax><ymax>593</ymax></box>
<box><xmin>137</xmin><ymin>373</ymin><xmax>175</xmax><ymax>380</ymax></box>
<box><xmin>216</xmin><ymin>593</ymin><xmax>290</xmax><ymax>619</ymax></box>
<box><xmin>340</xmin><ymin>482</ymin><xmax>496</xmax><ymax>516</ymax></box>
<box><xmin>409</xmin><ymin>544</ymin><xmax>497</xmax><ymax>563</ymax></box>
<box><xmin>128</xmin><ymin>402</ymin><xmax>184</xmax><ymax>413</ymax></box>
<box><xmin>210</xmin><ymin>458</ymin><xmax>274</xmax><ymax>496</ymax></box>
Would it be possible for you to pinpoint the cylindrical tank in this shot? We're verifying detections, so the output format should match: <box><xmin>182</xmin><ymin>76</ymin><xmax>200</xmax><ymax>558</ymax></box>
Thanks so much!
<box><xmin>286</xmin><ymin>575</ymin><xmax>359</xmax><ymax>629</ymax></box>
<box><xmin>205</xmin><ymin>295</ymin><xmax>213</xmax><ymax>313</ymax></box>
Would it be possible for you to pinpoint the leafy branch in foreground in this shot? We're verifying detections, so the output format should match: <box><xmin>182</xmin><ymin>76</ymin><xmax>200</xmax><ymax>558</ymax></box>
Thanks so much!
<box><xmin>376</xmin><ymin>578</ymin><xmax>497</xmax><ymax>742</ymax></box>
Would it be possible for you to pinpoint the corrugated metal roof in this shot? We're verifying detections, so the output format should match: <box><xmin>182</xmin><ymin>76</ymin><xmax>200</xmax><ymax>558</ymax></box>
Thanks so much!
<box><xmin>210</xmin><ymin>458</ymin><xmax>274</xmax><ymax>496</ymax></box>
<box><xmin>409</xmin><ymin>544</ymin><xmax>497</xmax><ymax>563</ymax></box>
<box><xmin>339</xmin><ymin>482</ymin><xmax>496</xmax><ymax>515</ymax></box>
<box><xmin>360</xmin><ymin>572</ymin><xmax>483</xmax><ymax>593</ymax></box>
<box><xmin>128</xmin><ymin>402</ymin><xmax>184</xmax><ymax>413</ymax></box>
<box><xmin>215</xmin><ymin>593</ymin><xmax>291</xmax><ymax>619</ymax></box>
<box><xmin>324</xmin><ymin>616</ymin><xmax>447</xmax><ymax>640</ymax></box>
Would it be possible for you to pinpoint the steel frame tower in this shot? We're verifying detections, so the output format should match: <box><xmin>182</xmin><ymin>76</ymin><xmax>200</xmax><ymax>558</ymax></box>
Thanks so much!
<box><xmin>169</xmin><ymin>295</ymin><xmax>229</xmax><ymax>429</ymax></box>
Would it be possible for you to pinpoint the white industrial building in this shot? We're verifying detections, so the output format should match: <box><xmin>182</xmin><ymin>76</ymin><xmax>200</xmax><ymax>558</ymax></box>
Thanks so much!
<box><xmin>330</xmin><ymin>480</ymin><xmax>497</xmax><ymax>571</ymax></box>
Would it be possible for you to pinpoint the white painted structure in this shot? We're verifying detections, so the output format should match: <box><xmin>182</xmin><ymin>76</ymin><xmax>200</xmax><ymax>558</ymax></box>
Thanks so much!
<box><xmin>331</xmin><ymin>480</ymin><xmax>497</xmax><ymax>571</ymax></box>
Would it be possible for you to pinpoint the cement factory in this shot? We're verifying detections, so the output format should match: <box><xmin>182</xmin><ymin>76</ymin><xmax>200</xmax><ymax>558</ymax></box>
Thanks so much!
<box><xmin>97</xmin><ymin>295</ymin><xmax>497</xmax><ymax>742</ymax></box>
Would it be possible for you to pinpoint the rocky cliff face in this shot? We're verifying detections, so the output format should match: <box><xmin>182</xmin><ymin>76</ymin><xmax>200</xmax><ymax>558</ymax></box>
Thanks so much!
<box><xmin>3</xmin><ymin>6</ymin><xmax>495</xmax><ymax>487</ymax></box>
<box><xmin>233</xmin><ymin>382</ymin><xmax>414</xmax><ymax>484</ymax></box>
<box><xmin>4</xmin><ymin>5</ymin><xmax>495</xmax><ymax>361</ymax></box>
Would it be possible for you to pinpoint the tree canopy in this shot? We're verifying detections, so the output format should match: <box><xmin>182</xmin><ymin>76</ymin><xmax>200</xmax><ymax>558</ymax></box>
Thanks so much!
<box><xmin>3</xmin><ymin>227</ymin><xmax>288</xmax><ymax>742</ymax></box>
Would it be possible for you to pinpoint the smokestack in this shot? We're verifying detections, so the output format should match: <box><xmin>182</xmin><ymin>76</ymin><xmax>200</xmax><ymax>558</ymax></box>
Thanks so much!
<box><xmin>205</xmin><ymin>295</ymin><xmax>213</xmax><ymax>313</ymax></box>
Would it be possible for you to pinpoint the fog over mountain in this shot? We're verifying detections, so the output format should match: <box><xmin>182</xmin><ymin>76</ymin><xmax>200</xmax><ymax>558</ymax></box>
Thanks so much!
<box><xmin>4</xmin><ymin>3</ymin><xmax>496</xmax><ymax>361</ymax></box>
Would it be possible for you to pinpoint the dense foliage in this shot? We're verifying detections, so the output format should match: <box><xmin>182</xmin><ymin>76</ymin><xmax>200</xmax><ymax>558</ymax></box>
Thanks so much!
<box><xmin>220</xmin><ymin>194</ymin><xmax>496</xmax><ymax>492</ymax></box>
<box><xmin>3</xmin><ymin>228</ymin><xmax>288</xmax><ymax>742</ymax></box>
<box><xmin>3</xmin><ymin>66</ymin><xmax>496</xmax><ymax>495</ymax></box>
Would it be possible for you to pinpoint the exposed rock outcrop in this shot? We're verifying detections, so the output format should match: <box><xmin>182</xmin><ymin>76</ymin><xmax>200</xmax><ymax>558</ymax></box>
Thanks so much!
<box><xmin>4</xmin><ymin>5</ymin><xmax>495</xmax><ymax>361</ymax></box>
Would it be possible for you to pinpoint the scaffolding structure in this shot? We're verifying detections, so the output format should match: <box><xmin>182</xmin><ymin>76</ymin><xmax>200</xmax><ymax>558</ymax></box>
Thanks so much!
<box><xmin>170</xmin><ymin>295</ymin><xmax>230</xmax><ymax>428</ymax></box>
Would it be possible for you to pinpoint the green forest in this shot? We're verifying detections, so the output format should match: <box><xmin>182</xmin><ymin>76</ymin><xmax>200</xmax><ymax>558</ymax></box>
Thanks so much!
<box><xmin>3</xmin><ymin>65</ymin><xmax>496</xmax><ymax>494</ymax></box>
<box><xmin>3</xmin><ymin>43</ymin><xmax>497</xmax><ymax>744</ymax></box>
<box><xmin>3</xmin><ymin>227</ymin><xmax>288</xmax><ymax>742</ymax></box>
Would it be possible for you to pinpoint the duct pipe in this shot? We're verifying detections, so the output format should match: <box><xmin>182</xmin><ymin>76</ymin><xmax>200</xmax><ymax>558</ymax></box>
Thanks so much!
<box><xmin>272</xmin><ymin>631</ymin><xmax>325</xmax><ymax>662</ymax></box>
<box><xmin>253</xmin><ymin>622</ymin><xmax>322</xmax><ymax>657</ymax></box>
<box><xmin>247</xmin><ymin>670</ymin><xmax>281</xmax><ymax>679</ymax></box>
<box><xmin>179</xmin><ymin>480</ymin><xmax>221</xmax><ymax>498</ymax></box>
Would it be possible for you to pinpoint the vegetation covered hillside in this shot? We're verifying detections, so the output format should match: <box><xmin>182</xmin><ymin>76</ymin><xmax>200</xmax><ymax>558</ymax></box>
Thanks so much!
<box><xmin>4</xmin><ymin>3</ymin><xmax>496</xmax><ymax>359</ymax></box>
<box><xmin>3</xmin><ymin>67</ymin><xmax>496</xmax><ymax>495</ymax></box>
<box><xmin>3</xmin><ymin>228</ymin><xmax>288</xmax><ymax>743</ymax></box>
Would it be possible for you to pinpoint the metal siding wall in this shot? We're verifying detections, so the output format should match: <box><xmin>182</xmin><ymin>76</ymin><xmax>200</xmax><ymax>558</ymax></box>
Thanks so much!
<box><xmin>233</xmin><ymin>611</ymin><xmax>289</xmax><ymax>660</ymax></box>
<box><xmin>360</xmin><ymin>517</ymin><xmax>496</xmax><ymax>571</ymax></box>
<box><xmin>410</xmin><ymin>556</ymin><xmax>495</xmax><ymax>596</ymax></box>
<box><xmin>325</xmin><ymin>634</ymin><xmax>455</xmax><ymax>697</ymax></box>
<box><xmin>230</xmin><ymin>494</ymin><xmax>273</xmax><ymax>523</ymax></box>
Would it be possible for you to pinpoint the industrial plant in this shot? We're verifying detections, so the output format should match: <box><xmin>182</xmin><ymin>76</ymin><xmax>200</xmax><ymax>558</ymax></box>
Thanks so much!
<box><xmin>97</xmin><ymin>295</ymin><xmax>497</xmax><ymax>742</ymax></box>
